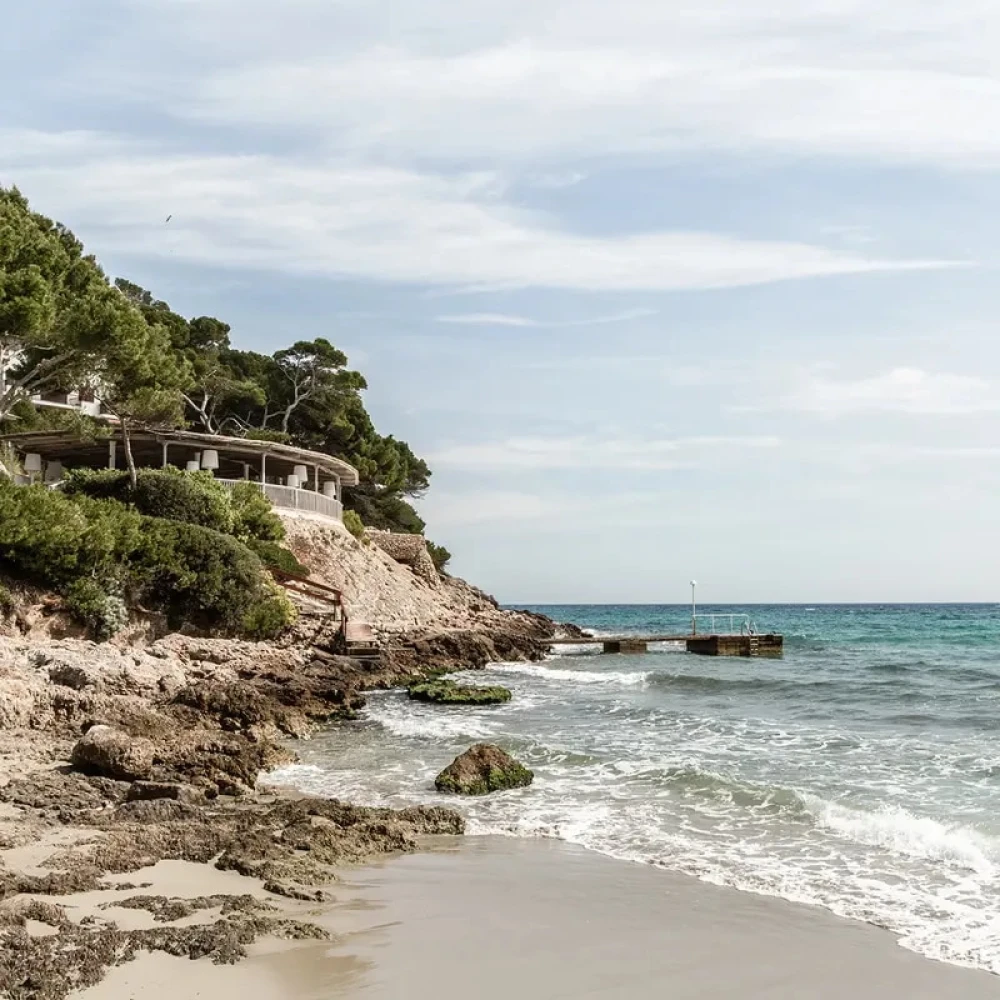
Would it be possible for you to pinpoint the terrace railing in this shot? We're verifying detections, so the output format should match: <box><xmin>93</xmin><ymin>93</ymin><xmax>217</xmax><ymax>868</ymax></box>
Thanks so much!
<box><xmin>692</xmin><ymin>613</ymin><xmax>758</xmax><ymax>636</ymax></box>
<box><xmin>216</xmin><ymin>479</ymin><xmax>343</xmax><ymax>521</ymax></box>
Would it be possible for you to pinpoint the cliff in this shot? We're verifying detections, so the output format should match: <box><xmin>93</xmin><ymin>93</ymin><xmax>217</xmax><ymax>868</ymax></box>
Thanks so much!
<box><xmin>280</xmin><ymin>514</ymin><xmax>554</xmax><ymax>640</ymax></box>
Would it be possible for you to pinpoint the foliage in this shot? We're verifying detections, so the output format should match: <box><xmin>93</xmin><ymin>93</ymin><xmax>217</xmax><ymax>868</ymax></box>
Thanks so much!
<box><xmin>342</xmin><ymin>509</ymin><xmax>365</xmax><ymax>541</ymax></box>
<box><xmin>0</xmin><ymin>188</ymin><xmax>190</xmax><ymax>444</ymax></box>
<box><xmin>244</xmin><ymin>538</ymin><xmax>309</xmax><ymax>576</ymax></box>
<box><xmin>229</xmin><ymin>481</ymin><xmax>285</xmax><ymax>542</ymax></box>
<box><xmin>0</xmin><ymin>481</ymin><xmax>142</xmax><ymax>588</ymax></box>
<box><xmin>0</xmin><ymin>583</ymin><xmax>14</xmax><ymax>616</ymax></box>
<box><xmin>132</xmin><ymin>518</ymin><xmax>295</xmax><ymax>637</ymax></box>
<box><xmin>5</xmin><ymin>191</ymin><xmax>437</xmax><ymax>540</ymax></box>
<box><xmin>0</xmin><ymin>479</ymin><xmax>294</xmax><ymax>640</ymax></box>
<box><xmin>63</xmin><ymin>468</ymin><xmax>236</xmax><ymax>535</ymax></box>
<box><xmin>0</xmin><ymin>442</ymin><xmax>23</xmax><ymax>480</ymax></box>
<box><xmin>64</xmin><ymin>578</ymin><xmax>129</xmax><ymax>639</ymax></box>
<box><xmin>426</xmin><ymin>541</ymin><xmax>452</xmax><ymax>574</ymax></box>
<box><xmin>343</xmin><ymin>487</ymin><xmax>426</xmax><ymax>534</ymax></box>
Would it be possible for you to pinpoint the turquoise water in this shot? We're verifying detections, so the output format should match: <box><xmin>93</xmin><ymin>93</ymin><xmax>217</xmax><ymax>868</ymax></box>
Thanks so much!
<box><xmin>274</xmin><ymin>604</ymin><xmax>1000</xmax><ymax>973</ymax></box>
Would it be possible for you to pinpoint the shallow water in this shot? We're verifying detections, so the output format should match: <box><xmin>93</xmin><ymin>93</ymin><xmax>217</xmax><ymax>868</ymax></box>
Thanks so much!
<box><xmin>272</xmin><ymin>604</ymin><xmax>1000</xmax><ymax>974</ymax></box>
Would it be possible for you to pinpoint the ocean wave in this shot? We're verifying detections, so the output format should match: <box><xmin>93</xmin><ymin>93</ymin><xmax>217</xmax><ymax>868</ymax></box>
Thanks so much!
<box><xmin>646</xmin><ymin>672</ymin><xmax>835</xmax><ymax>696</ymax></box>
<box><xmin>364</xmin><ymin>698</ymin><xmax>498</xmax><ymax>741</ymax></box>
<box><xmin>652</xmin><ymin>765</ymin><xmax>811</xmax><ymax>816</ymax></box>
<box><xmin>491</xmin><ymin>662</ymin><xmax>650</xmax><ymax>687</ymax></box>
<box><xmin>806</xmin><ymin>799</ymin><xmax>998</xmax><ymax>873</ymax></box>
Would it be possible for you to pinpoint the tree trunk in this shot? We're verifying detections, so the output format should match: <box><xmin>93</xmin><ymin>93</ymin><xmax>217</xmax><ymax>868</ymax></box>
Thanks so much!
<box><xmin>120</xmin><ymin>419</ymin><xmax>138</xmax><ymax>489</ymax></box>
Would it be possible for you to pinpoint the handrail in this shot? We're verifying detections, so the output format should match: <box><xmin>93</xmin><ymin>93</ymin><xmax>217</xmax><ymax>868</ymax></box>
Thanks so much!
<box><xmin>692</xmin><ymin>613</ymin><xmax>758</xmax><ymax>636</ymax></box>
<box><xmin>215</xmin><ymin>478</ymin><xmax>343</xmax><ymax>521</ymax></box>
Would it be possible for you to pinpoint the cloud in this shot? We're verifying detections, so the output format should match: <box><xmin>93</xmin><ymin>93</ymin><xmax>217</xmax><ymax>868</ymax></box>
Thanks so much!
<box><xmin>434</xmin><ymin>308</ymin><xmax>657</xmax><ymax>327</ymax></box>
<box><xmin>428</xmin><ymin>434</ymin><xmax>780</xmax><ymax>471</ymax></box>
<box><xmin>1</xmin><ymin>132</ymin><xmax>952</xmax><ymax>292</ymax></box>
<box><xmin>778</xmin><ymin>367</ymin><xmax>1000</xmax><ymax>415</ymax></box>
<box><xmin>161</xmin><ymin>6</ymin><xmax>1000</xmax><ymax>169</ymax></box>
<box><xmin>417</xmin><ymin>490</ymin><xmax>564</xmax><ymax>525</ymax></box>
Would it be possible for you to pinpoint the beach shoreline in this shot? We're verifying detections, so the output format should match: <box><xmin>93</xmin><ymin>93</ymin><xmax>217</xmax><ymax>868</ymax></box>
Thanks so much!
<box><xmin>80</xmin><ymin>834</ymin><xmax>1000</xmax><ymax>999</ymax></box>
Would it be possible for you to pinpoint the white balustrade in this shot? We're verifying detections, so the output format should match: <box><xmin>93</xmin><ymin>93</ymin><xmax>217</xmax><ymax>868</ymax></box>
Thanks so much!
<box><xmin>215</xmin><ymin>479</ymin><xmax>343</xmax><ymax>521</ymax></box>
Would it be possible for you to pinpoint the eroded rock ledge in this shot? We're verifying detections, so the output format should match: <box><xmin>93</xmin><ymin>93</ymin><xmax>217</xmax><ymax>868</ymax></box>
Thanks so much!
<box><xmin>0</xmin><ymin>611</ymin><xmax>566</xmax><ymax>1000</ymax></box>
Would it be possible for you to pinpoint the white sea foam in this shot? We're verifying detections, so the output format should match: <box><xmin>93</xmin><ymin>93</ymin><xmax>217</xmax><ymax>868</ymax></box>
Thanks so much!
<box><xmin>270</xmin><ymin>624</ymin><xmax>1000</xmax><ymax>977</ymax></box>
<box><xmin>365</xmin><ymin>696</ymin><xmax>498</xmax><ymax>741</ymax></box>
<box><xmin>491</xmin><ymin>662</ymin><xmax>650</xmax><ymax>686</ymax></box>
<box><xmin>807</xmin><ymin>798</ymin><xmax>998</xmax><ymax>874</ymax></box>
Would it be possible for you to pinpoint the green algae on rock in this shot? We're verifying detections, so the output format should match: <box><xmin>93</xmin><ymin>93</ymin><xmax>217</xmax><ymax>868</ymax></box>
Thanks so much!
<box><xmin>434</xmin><ymin>743</ymin><xmax>533</xmax><ymax>796</ymax></box>
<box><xmin>408</xmin><ymin>679</ymin><xmax>512</xmax><ymax>706</ymax></box>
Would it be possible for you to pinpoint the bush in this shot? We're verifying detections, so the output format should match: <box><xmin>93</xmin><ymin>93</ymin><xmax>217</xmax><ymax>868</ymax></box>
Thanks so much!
<box><xmin>0</xmin><ymin>482</ymin><xmax>143</xmax><ymax>589</ymax></box>
<box><xmin>245</xmin><ymin>538</ymin><xmax>309</xmax><ymax>576</ymax></box>
<box><xmin>230</xmin><ymin>482</ymin><xmax>285</xmax><ymax>542</ymax></box>
<box><xmin>64</xmin><ymin>468</ymin><xmax>235</xmax><ymax>535</ymax></box>
<box><xmin>426</xmin><ymin>541</ymin><xmax>452</xmax><ymax>573</ymax></box>
<box><xmin>64</xmin><ymin>578</ymin><xmax>129</xmax><ymax>640</ymax></box>
<box><xmin>343</xmin><ymin>509</ymin><xmax>365</xmax><ymax>541</ymax></box>
<box><xmin>133</xmin><ymin>517</ymin><xmax>295</xmax><ymax>638</ymax></box>
<box><xmin>0</xmin><ymin>584</ymin><xmax>14</xmax><ymax>617</ymax></box>
<box><xmin>0</xmin><ymin>480</ymin><xmax>295</xmax><ymax>641</ymax></box>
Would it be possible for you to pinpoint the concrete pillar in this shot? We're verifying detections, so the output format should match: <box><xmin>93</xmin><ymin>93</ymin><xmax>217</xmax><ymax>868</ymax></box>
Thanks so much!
<box><xmin>108</xmin><ymin>440</ymin><xmax>117</xmax><ymax>470</ymax></box>
<box><xmin>161</xmin><ymin>442</ymin><xmax>169</xmax><ymax>468</ymax></box>
<box><xmin>260</xmin><ymin>453</ymin><xmax>267</xmax><ymax>483</ymax></box>
<box><xmin>242</xmin><ymin>463</ymin><xmax>250</xmax><ymax>480</ymax></box>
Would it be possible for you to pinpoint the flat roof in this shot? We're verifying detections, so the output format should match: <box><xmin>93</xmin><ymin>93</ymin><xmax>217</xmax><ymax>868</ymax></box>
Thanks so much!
<box><xmin>1</xmin><ymin>428</ymin><xmax>360</xmax><ymax>485</ymax></box>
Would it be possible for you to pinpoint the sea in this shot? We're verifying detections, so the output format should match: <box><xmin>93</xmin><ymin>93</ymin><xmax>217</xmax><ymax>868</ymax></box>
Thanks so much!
<box><xmin>272</xmin><ymin>604</ymin><xmax>1000</xmax><ymax>974</ymax></box>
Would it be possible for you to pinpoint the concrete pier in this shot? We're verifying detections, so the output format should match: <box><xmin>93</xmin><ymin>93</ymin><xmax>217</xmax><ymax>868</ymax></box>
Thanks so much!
<box><xmin>685</xmin><ymin>634</ymin><xmax>783</xmax><ymax>657</ymax></box>
<box><xmin>549</xmin><ymin>633</ymin><xmax>784</xmax><ymax>658</ymax></box>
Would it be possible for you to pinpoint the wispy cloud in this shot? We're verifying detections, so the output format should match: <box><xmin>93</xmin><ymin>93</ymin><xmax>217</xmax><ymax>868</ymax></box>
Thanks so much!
<box><xmin>2</xmin><ymin>133</ymin><xmax>955</xmax><ymax>292</ymax></box>
<box><xmin>435</xmin><ymin>308</ymin><xmax>657</xmax><ymax>327</ymax></box>
<box><xmin>159</xmin><ymin>8</ymin><xmax>1000</xmax><ymax>170</ymax></box>
<box><xmin>429</xmin><ymin>434</ymin><xmax>780</xmax><ymax>471</ymax></box>
<box><xmin>775</xmin><ymin>367</ymin><xmax>1000</xmax><ymax>416</ymax></box>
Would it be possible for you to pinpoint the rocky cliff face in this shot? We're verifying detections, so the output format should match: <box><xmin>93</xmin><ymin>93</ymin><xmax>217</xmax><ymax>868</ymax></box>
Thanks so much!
<box><xmin>280</xmin><ymin>514</ymin><xmax>554</xmax><ymax>639</ymax></box>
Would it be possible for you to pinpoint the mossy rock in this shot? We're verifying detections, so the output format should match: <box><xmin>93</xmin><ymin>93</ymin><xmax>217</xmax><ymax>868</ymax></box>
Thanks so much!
<box><xmin>408</xmin><ymin>680</ymin><xmax>512</xmax><ymax>706</ymax></box>
<box><xmin>434</xmin><ymin>743</ymin><xmax>533</xmax><ymax>796</ymax></box>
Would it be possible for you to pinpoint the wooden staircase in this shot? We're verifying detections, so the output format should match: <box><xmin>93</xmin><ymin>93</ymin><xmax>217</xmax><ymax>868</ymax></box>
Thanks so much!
<box><xmin>269</xmin><ymin>566</ymin><xmax>380</xmax><ymax>661</ymax></box>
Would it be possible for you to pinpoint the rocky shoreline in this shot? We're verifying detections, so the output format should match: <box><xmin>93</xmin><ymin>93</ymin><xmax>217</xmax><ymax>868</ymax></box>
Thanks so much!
<box><xmin>0</xmin><ymin>603</ymin><xmax>565</xmax><ymax>999</ymax></box>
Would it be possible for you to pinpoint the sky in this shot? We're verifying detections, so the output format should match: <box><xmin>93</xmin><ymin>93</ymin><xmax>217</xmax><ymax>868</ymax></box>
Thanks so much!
<box><xmin>3</xmin><ymin>0</ymin><xmax>1000</xmax><ymax>603</ymax></box>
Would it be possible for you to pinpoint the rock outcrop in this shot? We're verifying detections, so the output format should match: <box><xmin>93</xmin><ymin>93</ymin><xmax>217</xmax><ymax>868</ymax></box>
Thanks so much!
<box><xmin>71</xmin><ymin>725</ymin><xmax>155</xmax><ymax>781</ymax></box>
<box><xmin>368</xmin><ymin>530</ymin><xmax>439</xmax><ymax>585</ymax></box>
<box><xmin>434</xmin><ymin>744</ymin><xmax>534</xmax><ymax>796</ymax></box>
<box><xmin>408</xmin><ymin>680</ymin><xmax>512</xmax><ymax>705</ymax></box>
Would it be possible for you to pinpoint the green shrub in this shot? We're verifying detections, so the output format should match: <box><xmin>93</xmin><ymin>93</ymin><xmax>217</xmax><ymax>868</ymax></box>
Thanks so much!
<box><xmin>245</xmin><ymin>538</ymin><xmax>309</xmax><ymax>576</ymax></box>
<box><xmin>133</xmin><ymin>517</ymin><xmax>295</xmax><ymax>637</ymax></box>
<box><xmin>426</xmin><ymin>541</ymin><xmax>452</xmax><ymax>573</ymax></box>
<box><xmin>0</xmin><ymin>480</ymin><xmax>294</xmax><ymax>641</ymax></box>
<box><xmin>230</xmin><ymin>482</ymin><xmax>285</xmax><ymax>542</ymax></box>
<box><xmin>63</xmin><ymin>468</ymin><xmax>236</xmax><ymax>535</ymax></box>
<box><xmin>64</xmin><ymin>469</ymin><xmax>287</xmax><ymax>545</ymax></box>
<box><xmin>64</xmin><ymin>578</ymin><xmax>129</xmax><ymax>640</ymax></box>
<box><xmin>0</xmin><ymin>482</ymin><xmax>143</xmax><ymax>588</ymax></box>
<box><xmin>0</xmin><ymin>584</ymin><xmax>14</xmax><ymax>617</ymax></box>
<box><xmin>343</xmin><ymin>509</ymin><xmax>365</xmax><ymax>540</ymax></box>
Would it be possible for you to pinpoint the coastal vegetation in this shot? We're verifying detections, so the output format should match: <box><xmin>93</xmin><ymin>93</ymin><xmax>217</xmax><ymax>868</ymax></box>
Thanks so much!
<box><xmin>0</xmin><ymin>476</ymin><xmax>295</xmax><ymax>638</ymax></box>
<box><xmin>0</xmin><ymin>186</ymin><xmax>452</xmax><ymax>635</ymax></box>
<box><xmin>0</xmin><ymin>185</ymin><xmax>447</xmax><ymax>557</ymax></box>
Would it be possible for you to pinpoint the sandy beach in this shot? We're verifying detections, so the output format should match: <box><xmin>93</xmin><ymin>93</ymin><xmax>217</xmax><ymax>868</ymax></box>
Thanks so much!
<box><xmin>77</xmin><ymin>835</ymin><xmax>1000</xmax><ymax>1000</ymax></box>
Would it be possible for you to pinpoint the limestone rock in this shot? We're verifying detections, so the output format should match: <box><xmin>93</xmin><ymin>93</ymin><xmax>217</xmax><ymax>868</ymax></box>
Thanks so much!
<box><xmin>126</xmin><ymin>780</ymin><xmax>205</xmax><ymax>805</ymax></box>
<box><xmin>408</xmin><ymin>679</ymin><xmax>512</xmax><ymax>705</ymax></box>
<box><xmin>71</xmin><ymin>724</ymin><xmax>154</xmax><ymax>781</ymax></box>
<box><xmin>434</xmin><ymin>743</ymin><xmax>533</xmax><ymax>796</ymax></box>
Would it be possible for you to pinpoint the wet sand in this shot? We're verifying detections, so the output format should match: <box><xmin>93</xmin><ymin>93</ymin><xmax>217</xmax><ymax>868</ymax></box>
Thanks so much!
<box><xmin>84</xmin><ymin>835</ymin><xmax>1000</xmax><ymax>999</ymax></box>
